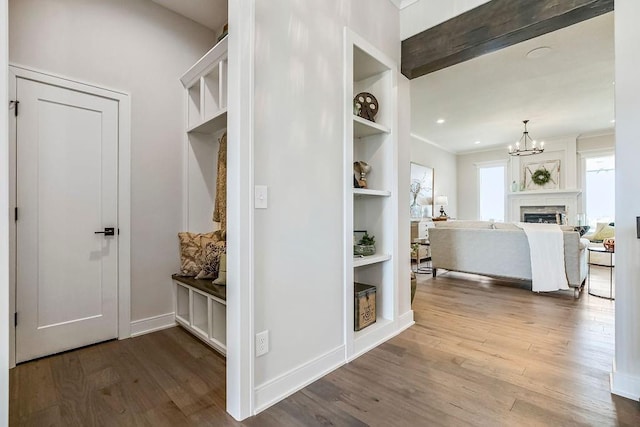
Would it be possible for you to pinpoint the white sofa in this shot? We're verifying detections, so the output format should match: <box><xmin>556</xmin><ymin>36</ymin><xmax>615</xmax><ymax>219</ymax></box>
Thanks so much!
<box><xmin>428</xmin><ymin>221</ymin><xmax>589</xmax><ymax>298</ymax></box>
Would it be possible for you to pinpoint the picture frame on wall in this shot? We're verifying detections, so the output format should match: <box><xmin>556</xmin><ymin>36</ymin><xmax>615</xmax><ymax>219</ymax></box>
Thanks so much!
<box><xmin>523</xmin><ymin>160</ymin><xmax>560</xmax><ymax>190</ymax></box>
<box><xmin>410</xmin><ymin>162</ymin><xmax>434</xmax><ymax>218</ymax></box>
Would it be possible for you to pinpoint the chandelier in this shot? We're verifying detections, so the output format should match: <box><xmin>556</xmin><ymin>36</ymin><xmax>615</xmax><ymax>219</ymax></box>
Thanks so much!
<box><xmin>508</xmin><ymin>120</ymin><xmax>544</xmax><ymax>156</ymax></box>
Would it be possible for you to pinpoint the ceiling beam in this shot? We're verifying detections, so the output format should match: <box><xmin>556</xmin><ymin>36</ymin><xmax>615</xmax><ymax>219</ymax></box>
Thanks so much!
<box><xmin>401</xmin><ymin>0</ymin><xmax>614</xmax><ymax>79</ymax></box>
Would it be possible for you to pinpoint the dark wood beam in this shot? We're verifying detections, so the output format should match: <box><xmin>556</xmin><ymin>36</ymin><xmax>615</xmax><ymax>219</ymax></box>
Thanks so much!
<box><xmin>401</xmin><ymin>0</ymin><xmax>614</xmax><ymax>79</ymax></box>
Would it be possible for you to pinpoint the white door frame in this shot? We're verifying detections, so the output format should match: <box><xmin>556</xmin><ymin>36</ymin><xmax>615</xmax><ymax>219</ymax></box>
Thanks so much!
<box><xmin>8</xmin><ymin>65</ymin><xmax>131</xmax><ymax>368</ymax></box>
<box><xmin>1</xmin><ymin>0</ymin><xmax>10</xmax><ymax>422</ymax></box>
<box><xmin>226</xmin><ymin>0</ymin><xmax>256</xmax><ymax>420</ymax></box>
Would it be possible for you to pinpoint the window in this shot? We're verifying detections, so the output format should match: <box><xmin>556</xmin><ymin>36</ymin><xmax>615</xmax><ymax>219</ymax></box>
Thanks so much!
<box><xmin>478</xmin><ymin>164</ymin><xmax>506</xmax><ymax>222</ymax></box>
<box><xmin>585</xmin><ymin>155</ymin><xmax>615</xmax><ymax>228</ymax></box>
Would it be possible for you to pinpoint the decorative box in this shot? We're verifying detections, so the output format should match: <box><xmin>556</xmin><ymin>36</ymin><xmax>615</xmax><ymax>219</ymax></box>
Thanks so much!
<box><xmin>354</xmin><ymin>283</ymin><xmax>376</xmax><ymax>331</ymax></box>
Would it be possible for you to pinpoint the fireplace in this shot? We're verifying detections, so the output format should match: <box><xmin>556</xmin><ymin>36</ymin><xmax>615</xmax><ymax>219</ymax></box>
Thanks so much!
<box><xmin>521</xmin><ymin>205</ymin><xmax>567</xmax><ymax>224</ymax></box>
<box><xmin>507</xmin><ymin>189</ymin><xmax>581</xmax><ymax>223</ymax></box>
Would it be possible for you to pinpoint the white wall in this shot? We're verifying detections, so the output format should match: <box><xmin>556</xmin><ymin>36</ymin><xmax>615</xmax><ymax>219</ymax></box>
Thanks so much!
<box><xmin>400</xmin><ymin>0</ymin><xmax>491</xmax><ymax>39</ymax></box>
<box><xmin>398</xmin><ymin>75</ymin><xmax>412</xmax><ymax>317</ymax></box>
<box><xmin>9</xmin><ymin>0</ymin><xmax>216</xmax><ymax>322</ymax></box>
<box><xmin>251</xmin><ymin>0</ymin><xmax>401</xmax><ymax>404</ymax></box>
<box><xmin>410</xmin><ymin>136</ymin><xmax>457</xmax><ymax>218</ymax></box>
<box><xmin>1</xmin><ymin>0</ymin><xmax>9</xmax><ymax>424</ymax></box>
<box><xmin>612</xmin><ymin>0</ymin><xmax>640</xmax><ymax>400</ymax></box>
<box><xmin>455</xmin><ymin>133</ymin><xmax>612</xmax><ymax>221</ymax></box>
<box><xmin>577</xmin><ymin>131</ymin><xmax>615</xmax><ymax>153</ymax></box>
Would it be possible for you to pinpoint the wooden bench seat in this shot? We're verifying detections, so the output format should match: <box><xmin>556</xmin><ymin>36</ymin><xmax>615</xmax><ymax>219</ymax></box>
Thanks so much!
<box><xmin>171</xmin><ymin>274</ymin><xmax>226</xmax><ymax>301</ymax></box>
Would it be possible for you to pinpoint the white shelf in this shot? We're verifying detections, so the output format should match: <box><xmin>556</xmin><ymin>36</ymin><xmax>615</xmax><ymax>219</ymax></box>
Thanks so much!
<box><xmin>180</xmin><ymin>36</ymin><xmax>228</xmax><ymax>88</ymax></box>
<box><xmin>353</xmin><ymin>188</ymin><xmax>391</xmax><ymax>197</ymax></box>
<box><xmin>353</xmin><ymin>115</ymin><xmax>390</xmax><ymax>138</ymax></box>
<box><xmin>354</xmin><ymin>317</ymin><xmax>393</xmax><ymax>340</ymax></box>
<box><xmin>187</xmin><ymin>108</ymin><xmax>227</xmax><ymax>134</ymax></box>
<box><xmin>353</xmin><ymin>253</ymin><xmax>391</xmax><ymax>268</ymax></box>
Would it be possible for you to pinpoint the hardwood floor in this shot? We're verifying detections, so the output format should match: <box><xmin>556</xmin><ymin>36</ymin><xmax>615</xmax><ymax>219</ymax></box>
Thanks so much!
<box><xmin>10</xmin><ymin>269</ymin><xmax>640</xmax><ymax>426</ymax></box>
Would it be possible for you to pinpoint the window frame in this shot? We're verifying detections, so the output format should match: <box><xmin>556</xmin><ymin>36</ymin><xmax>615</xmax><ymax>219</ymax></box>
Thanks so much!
<box><xmin>579</xmin><ymin>149</ymin><xmax>615</xmax><ymax>226</ymax></box>
<box><xmin>475</xmin><ymin>160</ymin><xmax>508</xmax><ymax>222</ymax></box>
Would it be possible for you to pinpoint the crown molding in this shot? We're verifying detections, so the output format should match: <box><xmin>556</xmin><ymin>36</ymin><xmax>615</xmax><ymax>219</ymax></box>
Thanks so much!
<box><xmin>388</xmin><ymin>0</ymin><xmax>418</xmax><ymax>10</ymax></box>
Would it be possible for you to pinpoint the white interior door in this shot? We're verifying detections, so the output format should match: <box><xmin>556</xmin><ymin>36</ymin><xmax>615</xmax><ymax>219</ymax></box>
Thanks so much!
<box><xmin>15</xmin><ymin>77</ymin><xmax>119</xmax><ymax>363</ymax></box>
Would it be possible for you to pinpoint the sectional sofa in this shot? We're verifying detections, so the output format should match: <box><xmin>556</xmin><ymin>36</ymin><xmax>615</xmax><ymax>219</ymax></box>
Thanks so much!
<box><xmin>428</xmin><ymin>220</ymin><xmax>589</xmax><ymax>298</ymax></box>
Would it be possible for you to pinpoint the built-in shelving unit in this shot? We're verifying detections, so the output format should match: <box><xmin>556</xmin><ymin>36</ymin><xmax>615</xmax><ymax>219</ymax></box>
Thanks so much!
<box><xmin>180</xmin><ymin>36</ymin><xmax>228</xmax><ymax>234</ymax></box>
<box><xmin>344</xmin><ymin>29</ymin><xmax>399</xmax><ymax>360</ymax></box>
<box><xmin>175</xmin><ymin>36</ymin><xmax>228</xmax><ymax>356</ymax></box>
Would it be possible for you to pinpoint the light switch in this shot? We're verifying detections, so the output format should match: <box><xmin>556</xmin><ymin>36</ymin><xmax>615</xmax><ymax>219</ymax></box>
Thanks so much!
<box><xmin>255</xmin><ymin>185</ymin><xmax>268</xmax><ymax>209</ymax></box>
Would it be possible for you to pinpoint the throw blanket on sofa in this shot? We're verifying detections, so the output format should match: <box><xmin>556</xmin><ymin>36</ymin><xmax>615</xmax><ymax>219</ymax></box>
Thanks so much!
<box><xmin>516</xmin><ymin>223</ymin><xmax>569</xmax><ymax>292</ymax></box>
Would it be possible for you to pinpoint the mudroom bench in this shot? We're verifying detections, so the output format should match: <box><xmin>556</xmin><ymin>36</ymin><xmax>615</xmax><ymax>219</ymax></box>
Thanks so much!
<box><xmin>172</xmin><ymin>274</ymin><xmax>227</xmax><ymax>355</ymax></box>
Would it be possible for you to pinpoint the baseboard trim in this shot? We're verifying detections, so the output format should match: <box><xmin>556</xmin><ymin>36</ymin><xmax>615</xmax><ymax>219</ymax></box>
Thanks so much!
<box><xmin>398</xmin><ymin>309</ymin><xmax>415</xmax><ymax>331</ymax></box>
<box><xmin>611</xmin><ymin>369</ymin><xmax>640</xmax><ymax>401</ymax></box>
<box><xmin>254</xmin><ymin>345</ymin><xmax>345</xmax><ymax>414</ymax></box>
<box><xmin>348</xmin><ymin>312</ymin><xmax>415</xmax><ymax>362</ymax></box>
<box><xmin>130</xmin><ymin>312</ymin><xmax>176</xmax><ymax>337</ymax></box>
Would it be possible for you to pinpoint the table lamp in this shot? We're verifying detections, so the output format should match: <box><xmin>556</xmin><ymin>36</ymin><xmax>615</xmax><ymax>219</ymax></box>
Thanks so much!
<box><xmin>435</xmin><ymin>195</ymin><xmax>448</xmax><ymax>217</ymax></box>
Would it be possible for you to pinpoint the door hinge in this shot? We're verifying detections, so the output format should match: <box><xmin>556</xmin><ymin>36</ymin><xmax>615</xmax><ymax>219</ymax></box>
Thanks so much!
<box><xmin>14</xmin><ymin>312</ymin><xmax>17</xmax><ymax>327</ymax></box>
<box><xmin>9</xmin><ymin>100</ymin><xmax>19</xmax><ymax>117</ymax></box>
<box><xmin>14</xmin><ymin>207</ymin><xmax>18</xmax><ymax>222</ymax></box>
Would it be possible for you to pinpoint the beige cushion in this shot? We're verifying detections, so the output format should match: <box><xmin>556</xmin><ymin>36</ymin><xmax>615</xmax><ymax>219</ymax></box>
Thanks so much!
<box><xmin>213</xmin><ymin>253</ymin><xmax>227</xmax><ymax>285</ymax></box>
<box><xmin>434</xmin><ymin>220</ymin><xmax>494</xmax><ymax>229</ymax></box>
<box><xmin>591</xmin><ymin>224</ymin><xmax>615</xmax><ymax>241</ymax></box>
<box><xmin>493</xmin><ymin>222</ymin><xmax>520</xmax><ymax>230</ymax></box>
<box><xmin>177</xmin><ymin>231</ymin><xmax>222</xmax><ymax>277</ymax></box>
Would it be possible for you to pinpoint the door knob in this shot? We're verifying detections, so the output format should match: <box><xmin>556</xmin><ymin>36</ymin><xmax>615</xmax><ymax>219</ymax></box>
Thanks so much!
<box><xmin>94</xmin><ymin>227</ymin><xmax>115</xmax><ymax>236</ymax></box>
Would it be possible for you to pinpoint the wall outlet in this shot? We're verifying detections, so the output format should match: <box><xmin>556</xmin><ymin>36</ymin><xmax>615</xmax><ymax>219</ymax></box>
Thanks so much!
<box><xmin>256</xmin><ymin>330</ymin><xmax>269</xmax><ymax>357</ymax></box>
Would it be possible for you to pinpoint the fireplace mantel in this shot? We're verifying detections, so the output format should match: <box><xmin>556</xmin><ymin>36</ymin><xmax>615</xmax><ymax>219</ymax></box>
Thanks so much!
<box><xmin>508</xmin><ymin>189</ymin><xmax>582</xmax><ymax>198</ymax></box>
<box><xmin>507</xmin><ymin>189</ymin><xmax>582</xmax><ymax>222</ymax></box>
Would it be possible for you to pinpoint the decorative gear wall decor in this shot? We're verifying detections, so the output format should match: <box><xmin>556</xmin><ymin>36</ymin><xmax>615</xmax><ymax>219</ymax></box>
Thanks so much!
<box><xmin>354</xmin><ymin>92</ymin><xmax>378</xmax><ymax>122</ymax></box>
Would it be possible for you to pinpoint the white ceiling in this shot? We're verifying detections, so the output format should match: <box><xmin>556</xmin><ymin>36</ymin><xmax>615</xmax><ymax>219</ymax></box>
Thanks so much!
<box><xmin>409</xmin><ymin>12</ymin><xmax>615</xmax><ymax>153</ymax></box>
<box><xmin>151</xmin><ymin>0</ymin><xmax>227</xmax><ymax>32</ymax></box>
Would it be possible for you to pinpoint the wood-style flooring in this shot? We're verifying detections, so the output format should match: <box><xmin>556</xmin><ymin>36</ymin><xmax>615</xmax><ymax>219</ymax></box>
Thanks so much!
<box><xmin>10</xmin><ymin>266</ymin><xmax>640</xmax><ymax>426</ymax></box>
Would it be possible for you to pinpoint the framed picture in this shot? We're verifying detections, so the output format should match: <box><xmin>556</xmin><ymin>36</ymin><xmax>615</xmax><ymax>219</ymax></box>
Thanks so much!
<box><xmin>523</xmin><ymin>160</ymin><xmax>560</xmax><ymax>190</ymax></box>
<box><xmin>410</xmin><ymin>162</ymin><xmax>434</xmax><ymax>218</ymax></box>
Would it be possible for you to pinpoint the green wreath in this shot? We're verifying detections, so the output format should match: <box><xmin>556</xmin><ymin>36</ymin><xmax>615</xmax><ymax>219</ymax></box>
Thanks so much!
<box><xmin>531</xmin><ymin>168</ymin><xmax>551</xmax><ymax>186</ymax></box>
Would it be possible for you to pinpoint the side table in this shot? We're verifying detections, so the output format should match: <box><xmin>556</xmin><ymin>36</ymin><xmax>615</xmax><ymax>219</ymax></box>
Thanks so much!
<box><xmin>412</xmin><ymin>238</ymin><xmax>431</xmax><ymax>274</ymax></box>
<box><xmin>587</xmin><ymin>246</ymin><xmax>614</xmax><ymax>300</ymax></box>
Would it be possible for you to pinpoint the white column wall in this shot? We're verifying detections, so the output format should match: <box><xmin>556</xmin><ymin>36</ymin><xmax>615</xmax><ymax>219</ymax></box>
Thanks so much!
<box><xmin>251</xmin><ymin>0</ymin><xmax>401</xmax><ymax>411</ymax></box>
<box><xmin>398</xmin><ymin>75</ymin><xmax>412</xmax><ymax>317</ymax></box>
<box><xmin>612</xmin><ymin>0</ymin><xmax>640</xmax><ymax>400</ymax></box>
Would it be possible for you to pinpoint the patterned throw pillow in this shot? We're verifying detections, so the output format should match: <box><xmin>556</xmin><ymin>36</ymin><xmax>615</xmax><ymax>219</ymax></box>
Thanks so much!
<box><xmin>196</xmin><ymin>241</ymin><xmax>226</xmax><ymax>279</ymax></box>
<box><xmin>177</xmin><ymin>231</ymin><xmax>220</xmax><ymax>276</ymax></box>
